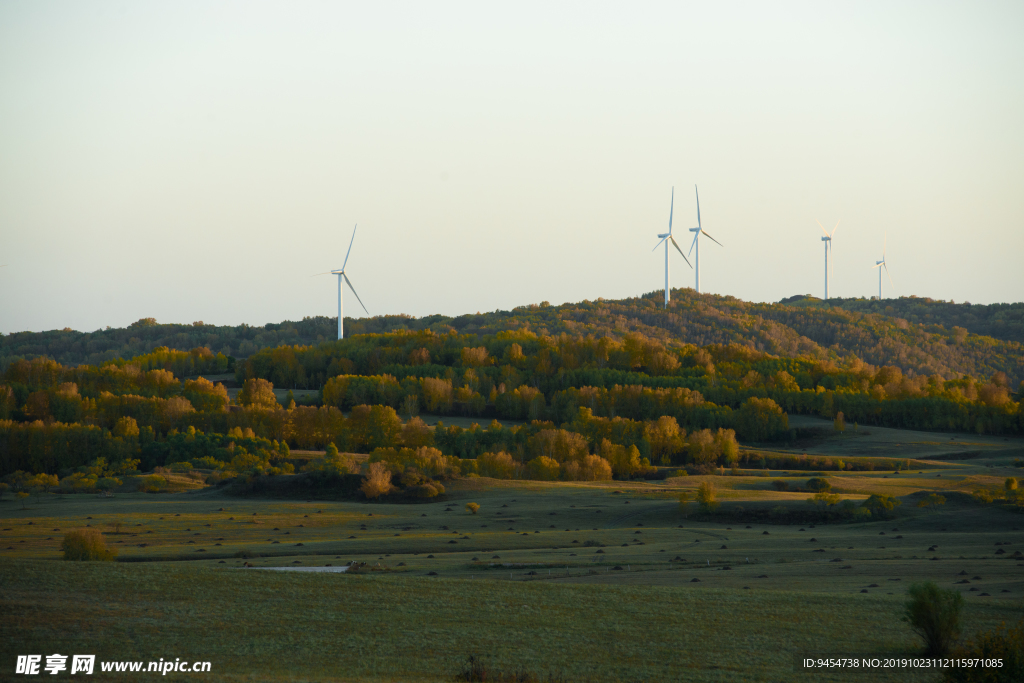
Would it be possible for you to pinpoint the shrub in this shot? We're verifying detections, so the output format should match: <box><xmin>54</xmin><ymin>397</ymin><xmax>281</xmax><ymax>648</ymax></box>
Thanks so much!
<box><xmin>771</xmin><ymin>480</ymin><xmax>789</xmax><ymax>491</ymax></box>
<box><xmin>678</xmin><ymin>490</ymin><xmax>691</xmax><ymax>516</ymax></box>
<box><xmin>137</xmin><ymin>475</ymin><xmax>168</xmax><ymax>493</ymax></box>
<box><xmin>405</xmin><ymin>481</ymin><xmax>444</xmax><ymax>498</ymax></box>
<box><xmin>904</xmin><ymin>581</ymin><xmax>964</xmax><ymax>656</ymax></box>
<box><xmin>806</xmin><ymin>477</ymin><xmax>831</xmax><ymax>492</ymax></box>
<box><xmin>917</xmin><ymin>493</ymin><xmax>947</xmax><ymax>508</ymax></box>
<box><xmin>61</xmin><ymin>529</ymin><xmax>117</xmax><ymax>561</ymax></box>
<box><xmin>466</xmin><ymin>502</ymin><xmax>480</xmax><ymax>515</ymax></box>
<box><xmin>697</xmin><ymin>481</ymin><xmax>719</xmax><ymax>513</ymax></box>
<box><xmin>862</xmin><ymin>494</ymin><xmax>902</xmax><ymax>518</ymax></box>
<box><xmin>942</xmin><ymin>620</ymin><xmax>1024</xmax><ymax>682</ymax></box>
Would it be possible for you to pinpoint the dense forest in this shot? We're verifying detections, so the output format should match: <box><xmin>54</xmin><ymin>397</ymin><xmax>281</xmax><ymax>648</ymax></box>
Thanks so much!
<box><xmin>780</xmin><ymin>295</ymin><xmax>1024</xmax><ymax>344</ymax></box>
<box><xmin>1</xmin><ymin>290</ymin><xmax>1021</xmax><ymax>494</ymax></box>
<box><xmin>3</xmin><ymin>290</ymin><xmax>1022</xmax><ymax>386</ymax></box>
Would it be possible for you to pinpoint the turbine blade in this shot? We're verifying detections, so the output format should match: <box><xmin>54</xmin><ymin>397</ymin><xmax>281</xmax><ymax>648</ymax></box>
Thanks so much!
<box><xmin>701</xmin><ymin>230</ymin><xmax>724</xmax><ymax>247</ymax></box>
<box><xmin>311</xmin><ymin>271</ymin><xmax>334</xmax><ymax>277</ymax></box>
<box><xmin>817</xmin><ymin>220</ymin><xmax>830</xmax><ymax>238</ymax></box>
<box><xmin>884</xmin><ymin>263</ymin><xmax>894</xmax><ymax>290</ymax></box>
<box><xmin>883</xmin><ymin>233</ymin><xmax>887</xmax><ymax>258</ymax></box>
<box><xmin>694</xmin><ymin>185</ymin><xmax>701</xmax><ymax>229</ymax></box>
<box><xmin>342</xmin><ymin>273</ymin><xmax>369</xmax><ymax>315</ymax></box>
<box><xmin>670</xmin><ymin>236</ymin><xmax>692</xmax><ymax>268</ymax></box>
<box><xmin>341</xmin><ymin>224</ymin><xmax>358</xmax><ymax>271</ymax></box>
<box><xmin>652</xmin><ymin>237</ymin><xmax>667</xmax><ymax>252</ymax></box>
<box><xmin>871</xmin><ymin>262</ymin><xmax>883</xmax><ymax>269</ymax></box>
<box><xmin>831</xmin><ymin>220</ymin><xmax>840</xmax><ymax>237</ymax></box>
<box><xmin>687</xmin><ymin>232</ymin><xmax>699</xmax><ymax>257</ymax></box>
<box><xmin>668</xmin><ymin>187</ymin><xmax>674</xmax><ymax>234</ymax></box>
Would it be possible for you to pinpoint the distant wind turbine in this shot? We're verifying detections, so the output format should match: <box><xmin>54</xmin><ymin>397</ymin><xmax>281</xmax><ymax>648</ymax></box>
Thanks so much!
<box><xmin>652</xmin><ymin>187</ymin><xmax>691</xmax><ymax>308</ymax></box>
<box><xmin>872</xmin><ymin>234</ymin><xmax>894</xmax><ymax>300</ymax></box>
<box><xmin>687</xmin><ymin>185</ymin><xmax>723</xmax><ymax>294</ymax></box>
<box><xmin>313</xmin><ymin>224</ymin><xmax>368</xmax><ymax>340</ymax></box>
<box><xmin>818</xmin><ymin>220</ymin><xmax>839</xmax><ymax>299</ymax></box>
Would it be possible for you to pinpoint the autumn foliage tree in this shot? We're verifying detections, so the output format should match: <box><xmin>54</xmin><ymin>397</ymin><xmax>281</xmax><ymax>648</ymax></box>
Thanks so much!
<box><xmin>61</xmin><ymin>529</ymin><xmax>117</xmax><ymax>561</ymax></box>
<box><xmin>360</xmin><ymin>462</ymin><xmax>393</xmax><ymax>499</ymax></box>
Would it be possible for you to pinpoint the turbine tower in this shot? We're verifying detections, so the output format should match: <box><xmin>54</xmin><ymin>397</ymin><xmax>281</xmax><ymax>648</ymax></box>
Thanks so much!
<box><xmin>315</xmin><ymin>224</ymin><xmax>369</xmax><ymax>340</ymax></box>
<box><xmin>652</xmin><ymin>186</ymin><xmax>691</xmax><ymax>308</ymax></box>
<box><xmin>872</xmin><ymin>234</ymin><xmax>893</xmax><ymax>300</ymax></box>
<box><xmin>818</xmin><ymin>220</ymin><xmax>839</xmax><ymax>300</ymax></box>
<box><xmin>687</xmin><ymin>185</ymin><xmax>723</xmax><ymax>294</ymax></box>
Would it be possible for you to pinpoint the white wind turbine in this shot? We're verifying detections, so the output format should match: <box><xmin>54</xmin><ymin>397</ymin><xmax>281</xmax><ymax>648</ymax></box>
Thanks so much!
<box><xmin>818</xmin><ymin>220</ymin><xmax>839</xmax><ymax>299</ymax></box>
<box><xmin>314</xmin><ymin>224</ymin><xmax>368</xmax><ymax>340</ymax></box>
<box><xmin>687</xmin><ymin>185</ymin><xmax>723</xmax><ymax>293</ymax></box>
<box><xmin>652</xmin><ymin>187</ymin><xmax>692</xmax><ymax>308</ymax></box>
<box><xmin>872</xmin><ymin>234</ymin><xmax>894</xmax><ymax>300</ymax></box>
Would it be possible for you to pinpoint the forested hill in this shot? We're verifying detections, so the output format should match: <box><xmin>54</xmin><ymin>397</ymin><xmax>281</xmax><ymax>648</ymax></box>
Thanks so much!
<box><xmin>778</xmin><ymin>295</ymin><xmax>1024</xmax><ymax>345</ymax></box>
<box><xmin>2</xmin><ymin>290</ymin><xmax>1022</xmax><ymax>386</ymax></box>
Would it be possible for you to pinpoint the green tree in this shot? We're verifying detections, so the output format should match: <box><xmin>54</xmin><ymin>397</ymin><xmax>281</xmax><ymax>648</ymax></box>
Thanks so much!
<box><xmin>904</xmin><ymin>582</ymin><xmax>964</xmax><ymax>656</ymax></box>
<box><xmin>942</xmin><ymin>620</ymin><xmax>1024</xmax><ymax>683</ymax></box>
<box><xmin>735</xmin><ymin>397</ymin><xmax>788</xmax><ymax>441</ymax></box>
<box><xmin>863</xmin><ymin>494</ymin><xmax>902</xmax><ymax>518</ymax></box>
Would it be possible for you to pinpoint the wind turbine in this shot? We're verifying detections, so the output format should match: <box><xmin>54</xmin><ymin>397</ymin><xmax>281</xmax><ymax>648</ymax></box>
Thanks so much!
<box><xmin>818</xmin><ymin>220</ymin><xmax>839</xmax><ymax>299</ymax></box>
<box><xmin>687</xmin><ymin>185</ymin><xmax>723</xmax><ymax>293</ymax></box>
<box><xmin>652</xmin><ymin>187</ymin><xmax>691</xmax><ymax>308</ymax></box>
<box><xmin>314</xmin><ymin>224</ymin><xmax>368</xmax><ymax>340</ymax></box>
<box><xmin>872</xmin><ymin>234</ymin><xmax>894</xmax><ymax>300</ymax></box>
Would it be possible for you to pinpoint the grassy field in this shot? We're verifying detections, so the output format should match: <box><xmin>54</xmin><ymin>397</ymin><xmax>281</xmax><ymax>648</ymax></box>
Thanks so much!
<box><xmin>2</xmin><ymin>425</ymin><xmax>1023</xmax><ymax>681</ymax></box>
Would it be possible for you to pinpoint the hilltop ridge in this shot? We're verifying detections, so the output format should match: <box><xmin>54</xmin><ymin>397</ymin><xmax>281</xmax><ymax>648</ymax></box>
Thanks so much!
<box><xmin>2</xmin><ymin>290</ymin><xmax>1021</xmax><ymax>385</ymax></box>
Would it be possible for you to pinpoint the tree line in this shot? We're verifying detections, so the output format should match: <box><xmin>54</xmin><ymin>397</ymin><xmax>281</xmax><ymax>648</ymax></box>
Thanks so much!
<box><xmin>4</xmin><ymin>290</ymin><xmax>1022</xmax><ymax>387</ymax></box>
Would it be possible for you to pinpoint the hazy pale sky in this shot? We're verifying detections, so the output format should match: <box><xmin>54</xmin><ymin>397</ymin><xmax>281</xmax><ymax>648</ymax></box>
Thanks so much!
<box><xmin>1</xmin><ymin>1</ymin><xmax>1022</xmax><ymax>334</ymax></box>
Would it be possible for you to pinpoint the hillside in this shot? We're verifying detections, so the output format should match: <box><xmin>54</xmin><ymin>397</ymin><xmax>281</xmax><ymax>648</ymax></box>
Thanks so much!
<box><xmin>3</xmin><ymin>290</ymin><xmax>1021</xmax><ymax>386</ymax></box>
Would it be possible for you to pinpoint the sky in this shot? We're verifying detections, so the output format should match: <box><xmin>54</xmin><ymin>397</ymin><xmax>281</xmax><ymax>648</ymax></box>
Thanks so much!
<box><xmin>1</xmin><ymin>1</ymin><xmax>1022</xmax><ymax>334</ymax></box>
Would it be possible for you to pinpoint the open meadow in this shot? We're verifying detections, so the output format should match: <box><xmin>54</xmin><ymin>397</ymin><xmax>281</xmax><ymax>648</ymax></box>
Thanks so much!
<box><xmin>2</xmin><ymin>421</ymin><xmax>1023</xmax><ymax>682</ymax></box>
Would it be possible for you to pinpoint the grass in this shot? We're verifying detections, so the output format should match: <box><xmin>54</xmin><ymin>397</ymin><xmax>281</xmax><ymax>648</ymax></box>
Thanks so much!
<box><xmin>3</xmin><ymin>558</ymin><xmax>1019</xmax><ymax>683</ymax></box>
<box><xmin>2</xmin><ymin>424</ymin><xmax>1023</xmax><ymax>681</ymax></box>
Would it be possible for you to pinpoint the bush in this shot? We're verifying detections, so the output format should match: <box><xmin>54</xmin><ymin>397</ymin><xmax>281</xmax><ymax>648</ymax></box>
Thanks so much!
<box><xmin>771</xmin><ymin>480</ymin><xmax>789</xmax><ymax>491</ymax></box>
<box><xmin>61</xmin><ymin>529</ymin><xmax>117</xmax><ymax>561</ymax></box>
<box><xmin>697</xmin><ymin>481</ymin><xmax>719</xmax><ymax>513</ymax></box>
<box><xmin>806</xmin><ymin>477</ymin><xmax>831</xmax><ymax>493</ymax></box>
<box><xmin>904</xmin><ymin>582</ymin><xmax>964</xmax><ymax>656</ymax></box>
<box><xmin>862</xmin><ymin>494</ymin><xmax>902</xmax><ymax>518</ymax></box>
<box><xmin>466</xmin><ymin>502</ymin><xmax>480</xmax><ymax>514</ymax></box>
<box><xmin>137</xmin><ymin>475</ymin><xmax>168</xmax><ymax>493</ymax></box>
<box><xmin>943</xmin><ymin>620</ymin><xmax>1024</xmax><ymax>682</ymax></box>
